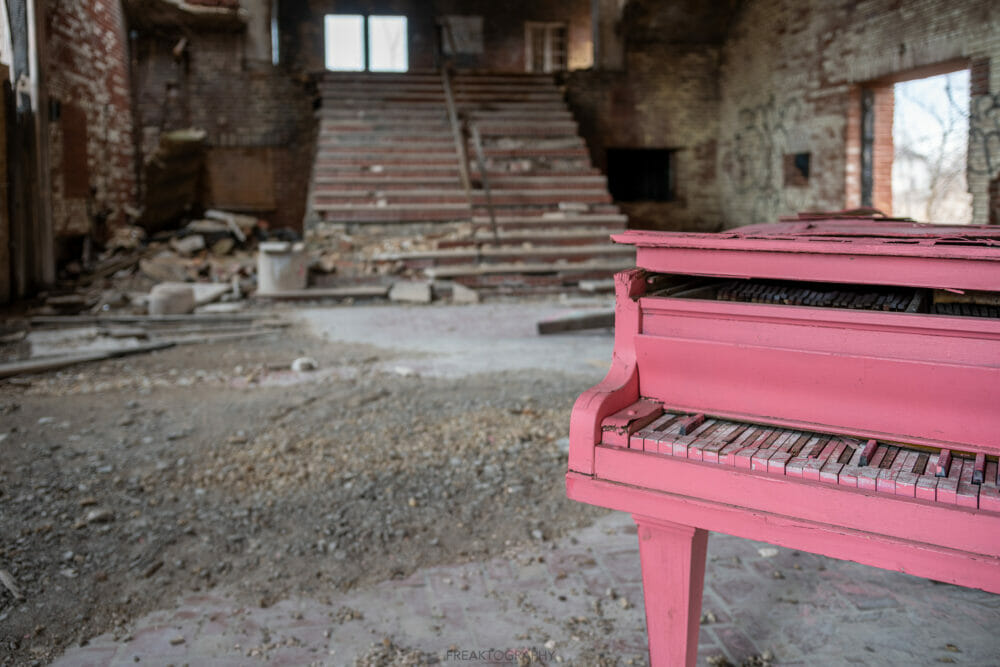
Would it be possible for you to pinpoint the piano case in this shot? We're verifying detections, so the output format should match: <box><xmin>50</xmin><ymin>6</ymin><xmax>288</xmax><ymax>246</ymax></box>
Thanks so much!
<box><xmin>566</xmin><ymin>215</ymin><xmax>1000</xmax><ymax>666</ymax></box>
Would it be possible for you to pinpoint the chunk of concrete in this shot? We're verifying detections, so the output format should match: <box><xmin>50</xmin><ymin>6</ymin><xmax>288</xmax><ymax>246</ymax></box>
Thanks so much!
<box><xmin>148</xmin><ymin>284</ymin><xmax>196</xmax><ymax>315</ymax></box>
<box><xmin>153</xmin><ymin>282</ymin><xmax>230</xmax><ymax>307</ymax></box>
<box><xmin>451</xmin><ymin>283</ymin><xmax>480</xmax><ymax>304</ymax></box>
<box><xmin>389</xmin><ymin>281</ymin><xmax>432</xmax><ymax>304</ymax></box>
<box><xmin>170</xmin><ymin>234</ymin><xmax>206</xmax><ymax>256</ymax></box>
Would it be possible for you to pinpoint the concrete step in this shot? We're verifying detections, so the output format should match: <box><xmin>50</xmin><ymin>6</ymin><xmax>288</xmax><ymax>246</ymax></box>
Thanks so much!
<box><xmin>314</xmin><ymin>156</ymin><xmax>461</xmax><ymax>167</ymax></box>
<box><xmin>313</xmin><ymin>189</ymin><xmax>612</xmax><ymax>207</ymax></box>
<box><xmin>375</xmin><ymin>243</ymin><xmax>634</xmax><ymax>264</ymax></box>
<box><xmin>314</xmin><ymin>204</ymin><xmax>471</xmax><ymax>223</ymax></box>
<box><xmin>317</xmin><ymin>139</ymin><xmax>457</xmax><ymax>149</ymax></box>
<box><xmin>471</xmin><ymin>213</ymin><xmax>628</xmax><ymax>229</ymax></box>
<box><xmin>437</xmin><ymin>231</ymin><xmax>625</xmax><ymax>248</ymax></box>
<box><xmin>316</xmin><ymin>143</ymin><xmax>458</xmax><ymax>161</ymax></box>
<box><xmin>314</xmin><ymin>164</ymin><xmax>463</xmax><ymax>174</ymax></box>
<box><xmin>424</xmin><ymin>258</ymin><xmax>634</xmax><ymax>279</ymax></box>
<box><xmin>313</xmin><ymin>175</ymin><xmax>607</xmax><ymax>190</ymax></box>
<box><xmin>318</xmin><ymin>129</ymin><xmax>454</xmax><ymax>138</ymax></box>
<box><xmin>318</xmin><ymin>83</ymin><xmax>557</xmax><ymax>95</ymax></box>
<box><xmin>437</xmin><ymin>228</ymin><xmax>622</xmax><ymax>248</ymax></box>
<box><xmin>319</xmin><ymin>109</ymin><xmax>574</xmax><ymax>122</ymax></box>
<box><xmin>319</xmin><ymin>92</ymin><xmax>564</xmax><ymax>102</ymax></box>
<box><xmin>474</xmin><ymin>203</ymin><xmax>619</xmax><ymax>214</ymax></box>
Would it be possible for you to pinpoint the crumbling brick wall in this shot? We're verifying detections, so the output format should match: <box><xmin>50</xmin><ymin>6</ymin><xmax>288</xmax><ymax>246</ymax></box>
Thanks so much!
<box><xmin>45</xmin><ymin>0</ymin><xmax>135</xmax><ymax>239</ymax></box>
<box><xmin>133</xmin><ymin>27</ymin><xmax>315</xmax><ymax>231</ymax></box>
<box><xmin>564</xmin><ymin>0</ymin><xmax>737</xmax><ymax>233</ymax></box>
<box><xmin>719</xmin><ymin>0</ymin><xmax>1000</xmax><ymax>226</ymax></box>
<box><xmin>566</xmin><ymin>44</ymin><xmax>724</xmax><ymax>233</ymax></box>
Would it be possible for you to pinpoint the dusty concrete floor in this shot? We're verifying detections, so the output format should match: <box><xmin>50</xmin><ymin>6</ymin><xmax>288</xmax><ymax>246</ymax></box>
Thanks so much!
<box><xmin>3</xmin><ymin>298</ymin><xmax>1000</xmax><ymax>666</ymax></box>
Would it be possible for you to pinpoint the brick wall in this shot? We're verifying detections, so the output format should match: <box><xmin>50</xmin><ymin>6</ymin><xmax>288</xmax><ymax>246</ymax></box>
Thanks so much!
<box><xmin>718</xmin><ymin>0</ymin><xmax>1000</xmax><ymax>226</ymax></box>
<box><xmin>566</xmin><ymin>44</ymin><xmax>724</xmax><ymax>232</ymax></box>
<box><xmin>279</xmin><ymin>0</ymin><xmax>591</xmax><ymax>73</ymax></box>
<box><xmin>133</xmin><ymin>28</ymin><xmax>315</xmax><ymax>231</ymax></box>
<box><xmin>45</xmin><ymin>0</ymin><xmax>135</xmax><ymax>239</ymax></box>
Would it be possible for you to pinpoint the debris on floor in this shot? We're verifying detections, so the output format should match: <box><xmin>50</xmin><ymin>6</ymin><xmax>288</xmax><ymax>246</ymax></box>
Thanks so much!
<box><xmin>0</xmin><ymin>310</ymin><xmax>288</xmax><ymax>379</ymax></box>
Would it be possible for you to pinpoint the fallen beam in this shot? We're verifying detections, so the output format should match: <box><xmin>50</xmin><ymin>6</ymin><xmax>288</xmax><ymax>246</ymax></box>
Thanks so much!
<box><xmin>254</xmin><ymin>286</ymin><xmax>390</xmax><ymax>299</ymax></box>
<box><xmin>537</xmin><ymin>310</ymin><xmax>614</xmax><ymax>335</ymax></box>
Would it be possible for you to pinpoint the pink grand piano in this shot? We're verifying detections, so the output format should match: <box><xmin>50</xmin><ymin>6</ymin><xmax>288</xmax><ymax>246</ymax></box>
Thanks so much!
<box><xmin>566</xmin><ymin>213</ymin><xmax>1000</xmax><ymax>666</ymax></box>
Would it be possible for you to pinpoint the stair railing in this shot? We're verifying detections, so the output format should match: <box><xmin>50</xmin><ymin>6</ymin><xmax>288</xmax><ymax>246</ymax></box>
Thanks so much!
<box><xmin>469</xmin><ymin>123</ymin><xmax>500</xmax><ymax>244</ymax></box>
<box><xmin>436</xmin><ymin>23</ymin><xmax>500</xmax><ymax>246</ymax></box>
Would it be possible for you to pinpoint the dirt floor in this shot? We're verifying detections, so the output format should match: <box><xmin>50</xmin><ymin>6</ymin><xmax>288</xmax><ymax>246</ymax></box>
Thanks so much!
<box><xmin>0</xmin><ymin>314</ymin><xmax>607</xmax><ymax>665</ymax></box>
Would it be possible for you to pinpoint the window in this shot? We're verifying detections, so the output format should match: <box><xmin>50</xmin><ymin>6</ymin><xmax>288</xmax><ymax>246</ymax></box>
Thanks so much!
<box><xmin>368</xmin><ymin>16</ymin><xmax>407</xmax><ymax>72</ymax></box>
<box><xmin>892</xmin><ymin>70</ymin><xmax>971</xmax><ymax>224</ymax></box>
<box><xmin>325</xmin><ymin>15</ymin><xmax>364</xmax><ymax>71</ymax></box>
<box><xmin>525</xmin><ymin>22</ymin><xmax>567</xmax><ymax>73</ymax></box>
<box><xmin>606</xmin><ymin>149</ymin><xmax>675</xmax><ymax>202</ymax></box>
<box><xmin>324</xmin><ymin>15</ymin><xmax>408</xmax><ymax>72</ymax></box>
<box><xmin>270</xmin><ymin>0</ymin><xmax>279</xmax><ymax>65</ymax></box>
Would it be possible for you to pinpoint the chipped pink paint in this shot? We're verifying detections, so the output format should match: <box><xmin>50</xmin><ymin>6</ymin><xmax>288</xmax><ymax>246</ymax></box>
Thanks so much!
<box><xmin>567</xmin><ymin>218</ymin><xmax>1000</xmax><ymax>666</ymax></box>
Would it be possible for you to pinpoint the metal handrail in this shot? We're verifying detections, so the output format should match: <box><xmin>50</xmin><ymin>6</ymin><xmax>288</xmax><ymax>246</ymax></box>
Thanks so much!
<box><xmin>436</xmin><ymin>22</ymin><xmax>499</xmax><ymax>246</ymax></box>
<box><xmin>469</xmin><ymin>123</ymin><xmax>499</xmax><ymax>244</ymax></box>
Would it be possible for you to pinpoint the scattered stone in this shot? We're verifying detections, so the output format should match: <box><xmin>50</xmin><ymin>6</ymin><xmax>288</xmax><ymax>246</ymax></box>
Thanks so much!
<box><xmin>148</xmin><ymin>284</ymin><xmax>195</xmax><ymax>316</ymax></box>
<box><xmin>140</xmin><ymin>255</ymin><xmax>190</xmax><ymax>283</ymax></box>
<box><xmin>170</xmin><ymin>234</ymin><xmax>206</xmax><ymax>256</ymax></box>
<box><xmin>388</xmin><ymin>281</ymin><xmax>432</xmax><ymax>304</ymax></box>
<box><xmin>291</xmin><ymin>357</ymin><xmax>318</xmax><ymax>372</ymax></box>
<box><xmin>185</xmin><ymin>219</ymin><xmax>229</xmax><ymax>235</ymax></box>
<box><xmin>451</xmin><ymin>283</ymin><xmax>480</xmax><ymax>304</ymax></box>
<box><xmin>211</xmin><ymin>238</ymin><xmax>236</xmax><ymax>256</ymax></box>
<box><xmin>168</xmin><ymin>635</ymin><xmax>185</xmax><ymax>646</ymax></box>
<box><xmin>85</xmin><ymin>508</ymin><xmax>115</xmax><ymax>524</ymax></box>
<box><xmin>700</xmin><ymin>610</ymin><xmax>717</xmax><ymax>624</ymax></box>
<box><xmin>0</xmin><ymin>568</ymin><xmax>24</xmax><ymax>600</ymax></box>
<box><xmin>757</xmin><ymin>547</ymin><xmax>778</xmax><ymax>558</ymax></box>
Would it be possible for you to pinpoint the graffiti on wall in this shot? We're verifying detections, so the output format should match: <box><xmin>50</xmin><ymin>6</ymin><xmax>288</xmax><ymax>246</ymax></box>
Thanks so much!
<box><xmin>729</xmin><ymin>95</ymin><xmax>804</xmax><ymax>223</ymax></box>
<box><xmin>969</xmin><ymin>92</ymin><xmax>1000</xmax><ymax>177</ymax></box>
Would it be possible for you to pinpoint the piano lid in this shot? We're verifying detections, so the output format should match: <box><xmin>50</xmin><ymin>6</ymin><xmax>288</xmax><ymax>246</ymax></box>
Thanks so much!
<box><xmin>612</xmin><ymin>216</ymin><xmax>1000</xmax><ymax>292</ymax></box>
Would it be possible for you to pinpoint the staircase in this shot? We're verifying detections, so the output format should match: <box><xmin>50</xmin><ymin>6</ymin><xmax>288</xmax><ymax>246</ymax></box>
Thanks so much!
<box><xmin>309</xmin><ymin>70</ymin><xmax>632</xmax><ymax>292</ymax></box>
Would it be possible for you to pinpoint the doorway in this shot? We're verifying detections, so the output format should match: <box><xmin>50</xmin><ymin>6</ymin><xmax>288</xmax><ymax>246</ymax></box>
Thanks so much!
<box><xmin>892</xmin><ymin>70</ymin><xmax>971</xmax><ymax>224</ymax></box>
<box><xmin>525</xmin><ymin>22</ymin><xmax>567</xmax><ymax>73</ymax></box>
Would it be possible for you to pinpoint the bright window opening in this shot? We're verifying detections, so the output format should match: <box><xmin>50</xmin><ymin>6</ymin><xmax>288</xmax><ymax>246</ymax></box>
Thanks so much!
<box><xmin>324</xmin><ymin>15</ymin><xmax>408</xmax><ymax>72</ymax></box>
<box><xmin>325</xmin><ymin>15</ymin><xmax>364</xmax><ymax>71</ymax></box>
<box><xmin>892</xmin><ymin>70</ymin><xmax>971</xmax><ymax>224</ymax></box>
<box><xmin>369</xmin><ymin>16</ymin><xmax>408</xmax><ymax>72</ymax></box>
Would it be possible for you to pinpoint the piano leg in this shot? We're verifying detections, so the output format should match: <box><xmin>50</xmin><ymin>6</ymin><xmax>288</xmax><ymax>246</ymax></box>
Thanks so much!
<box><xmin>632</xmin><ymin>515</ymin><xmax>708</xmax><ymax>667</ymax></box>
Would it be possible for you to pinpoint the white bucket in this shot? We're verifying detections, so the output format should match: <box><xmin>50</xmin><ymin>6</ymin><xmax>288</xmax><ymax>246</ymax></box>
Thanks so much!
<box><xmin>257</xmin><ymin>241</ymin><xmax>307</xmax><ymax>294</ymax></box>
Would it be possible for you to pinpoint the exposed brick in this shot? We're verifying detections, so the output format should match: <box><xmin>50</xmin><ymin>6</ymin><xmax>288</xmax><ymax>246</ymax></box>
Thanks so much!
<box><xmin>45</xmin><ymin>0</ymin><xmax>135</xmax><ymax>238</ymax></box>
<box><xmin>133</xmin><ymin>31</ymin><xmax>315</xmax><ymax>231</ymax></box>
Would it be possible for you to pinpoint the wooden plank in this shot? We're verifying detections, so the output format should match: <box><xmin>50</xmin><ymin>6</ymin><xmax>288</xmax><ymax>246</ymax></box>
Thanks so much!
<box><xmin>254</xmin><ymin>286</ymin><xmax>390</xmax><ymax>300</ymax></box>
<box><xmin>537</xmin><ymin>309</ymin><xmax>614</xmax><ymax>335</ymax></box>
<box><xmin>0</xmin><ymin>342</ymin><xmax>174</xmax><ymax>379</ymax></box>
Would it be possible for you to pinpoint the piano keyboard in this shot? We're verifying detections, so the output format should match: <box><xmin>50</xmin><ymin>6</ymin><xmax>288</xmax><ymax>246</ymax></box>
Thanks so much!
<box><xmin>602</xmin><ymin>405</ymin><xmax>1000</xmax><ymax>513</ymax></box>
